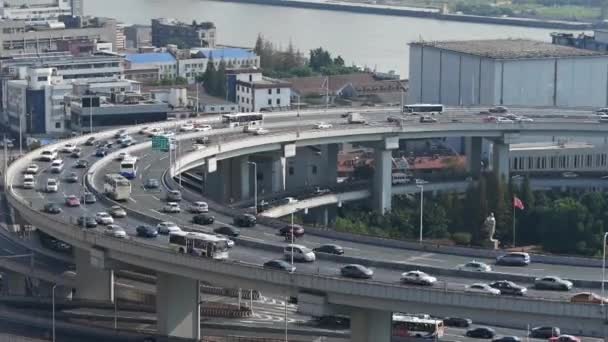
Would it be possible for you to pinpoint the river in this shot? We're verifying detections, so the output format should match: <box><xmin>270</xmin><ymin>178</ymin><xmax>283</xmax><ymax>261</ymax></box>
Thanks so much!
<box><xmin>85</xmin><ymin>0</ymin><xmax>571</xmax><ymax>77</ymax></box>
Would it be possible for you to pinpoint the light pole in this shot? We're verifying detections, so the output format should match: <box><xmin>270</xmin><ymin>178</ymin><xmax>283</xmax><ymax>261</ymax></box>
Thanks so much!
<box><xmin>88</xmin><ymin>96</ymin><xmax>93</xmax><ymax>134</ymax></box>
<box><xmin>247</xmin><ymin>161</ymin><xmax>257</xmax><ymax>214</ymax></box>
<box><xmin>602</xmin><ymin>232</ymin><xmax>608</xmax><ymax>304</ymax></box>
<box><xmin>18</xmin><ymin>114</ymin><xmax>23</xmax><ymax>156</ymax></box>
<box><xmin>52</xmin><ymin>283</ymin><xmax>57</xmax><ymax>342</ymax></box>
<box><xmin>290</xmin><ymin>210</ymin><xmax>296</xmax><ymax>266</ymax></box>
<box><xmin>416</xmin><ymin>184</ymin><xmax>424</xmax><ymax>243</ymax></box>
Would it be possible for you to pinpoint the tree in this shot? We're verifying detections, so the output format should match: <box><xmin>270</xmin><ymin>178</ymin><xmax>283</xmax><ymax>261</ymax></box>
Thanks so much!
<box><xmin>202</xmin><ymin>55</ymin><xmax>217</xmax><ymax>95</ymax></box>
<box><xmin>214</xmin><ymin>59</ymin><xmax>227</xmax><ymax>98</ymax></box>
<box><xmin>309</xmin><ymin>47</ymin><xmax>333</xmax><ymax>72</ymax></box>
<box><xmin>333</xmin><ymin>55</ymin><xmax>345</xmax><ymax>66</ymax></box>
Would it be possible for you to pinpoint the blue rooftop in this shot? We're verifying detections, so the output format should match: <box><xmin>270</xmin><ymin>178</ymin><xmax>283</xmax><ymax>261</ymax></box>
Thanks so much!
<box><xmin>193</xmin><ymin>48</ymin><xmax>257</xmax><ymax>60</ymax></box>
<box><xmin>125</xmin><ymin>52</ymin><xmax>176</xmax><ymax>64</ymax></box>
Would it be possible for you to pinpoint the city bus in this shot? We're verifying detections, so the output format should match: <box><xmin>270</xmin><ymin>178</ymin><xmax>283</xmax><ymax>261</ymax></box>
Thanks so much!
<box><xmin>119</xmin><ymin>156</ymin><xmax>138</xmax><ymax>179</ymax></box>
<box><xmin>169</xmin><ymin>231</ymin><xmax>229</xmax><ymax>260</ymax></box>
<box><xmin>403</xmin><ymin>104</ymin><xmax>444</xmax><ymax>114</ymax></box>
<box><xmin>221</xmin><ymin>113</ymin><xmax>264</xmax><ymax>128</ymax></box>
<box><xmin>392</xmin><ymin>314</ymin><xmax>445</xmax><ymax>341</ymax></box>
<box><xmin>103</xmin><ymin>173</ymin><xmax>131</xmax><ymax>201</ymax></box>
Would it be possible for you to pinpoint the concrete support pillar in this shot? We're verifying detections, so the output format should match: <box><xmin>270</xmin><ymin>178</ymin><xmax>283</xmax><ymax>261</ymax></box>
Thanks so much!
<box><xmin>3</xmin><ymin>271</ymin><xmax>27</xmax><ymax>296</ymax></box>
<box><xmin>492</xmin><ymin>141</ymin><xmax>510</xmax><ymax>181</ymax></box>
<box><xmin>465</xmin><ymin>137</ymin><xmax>482</xmax><ymax>178</ymax></box>
<box><xmin>238</xmin><ymin>156</ymin><xmax>250</xmax><ymax>201</ymax></box>
<box><xmin>271</xmin><ymin>156</ymin><xmax>285</xmax><ymax>193</ymax></box>
<box><xmin>74</xmin><ymin>248</ymin><xmax>114</xmax><ymax>302</ymax></box>
<box><xmin>156</xmin><ymin>273</ymin><xmax>200</xmax><ymax>340</ymax></box>
<box><xmin>350</xmin><ymin>309</ymin><xmax>392</xmax><ymax>342</ymax></box>
<box><xmin>325</xmin><ymin>143</ymin><xmax>339</xmax><ymax>186</ymax></box>
<box><xmin>373</xmin><ymin>149</ymin><xmax>393</xmax><ymax>213</ymax></box>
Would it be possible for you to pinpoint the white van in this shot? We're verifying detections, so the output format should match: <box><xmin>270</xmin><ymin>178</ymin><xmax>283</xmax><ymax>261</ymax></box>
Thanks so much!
<box><xmin>39</xmin><ymin>149</ymin><xmax>57</xmax><ymax>162</ymax></box>
<box><xmin>283</xmin><ymin>244</ymin><xmax>316</xmax><ymax>262</ymax></box>
<box><xmin>22</xmin><ymin>174</ymin><xmax>35</xmax><ymax>189</ymax></box>
<box><xmin>50</xmin><ymin>159</ymin><xmax>64</xmax><ymax>173</ymax></box>
<box><xmin>391</xmin><ymin>172</ymin><xmax>409</xmax><ymax>185</ymax></box>
<box><xmin>347</xmin><ymin>112</ymin><xmax>366</xmax><ymax>124</ymax></box>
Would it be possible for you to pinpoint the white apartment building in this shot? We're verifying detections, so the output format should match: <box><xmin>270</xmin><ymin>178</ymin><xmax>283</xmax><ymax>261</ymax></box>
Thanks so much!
<box><xmin>0</xmin><ymin>0</ymin><xmax>82</xmax><ymax>22</ymax></box>
<box><xmin>235</xmin><ymin>71</ymin><xmax>291</xmax><ymax>112</ymax></box>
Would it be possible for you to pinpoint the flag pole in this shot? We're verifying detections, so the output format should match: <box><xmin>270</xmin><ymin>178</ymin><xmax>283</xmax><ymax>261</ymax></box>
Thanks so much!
<box><xmin>512</xmin><ymin>198</ymin><xmax>516</xmax><ymax>248</ymax></box>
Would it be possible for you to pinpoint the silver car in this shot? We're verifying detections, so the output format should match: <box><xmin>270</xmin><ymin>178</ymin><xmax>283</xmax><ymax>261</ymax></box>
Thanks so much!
<box><xmin>534</xmin><ymin>276</ymin><xmax>573</xmax><ymax>291</ymax></box>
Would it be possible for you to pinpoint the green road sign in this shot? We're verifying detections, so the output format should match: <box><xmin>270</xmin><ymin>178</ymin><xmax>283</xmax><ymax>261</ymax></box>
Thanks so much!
<box><xmin>152</xmin><ymin>136</ymin><xmax>169</xmax><ymax>152</ymax></box>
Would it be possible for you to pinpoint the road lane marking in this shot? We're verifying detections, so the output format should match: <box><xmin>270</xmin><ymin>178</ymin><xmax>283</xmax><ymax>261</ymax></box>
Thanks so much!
<box><xmin>128</xmin><ymin>198</ymin><xmax>137</xmax><ymax>203</ymax></box>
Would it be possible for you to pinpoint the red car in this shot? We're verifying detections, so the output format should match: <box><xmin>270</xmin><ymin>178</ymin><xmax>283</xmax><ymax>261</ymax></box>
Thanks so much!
<box><xmin>279</xmin><ymin>224</ymin><xmax>305</xmax><ymax>238</ymax></box>
<box><xmin>65</xmin><ymin>195</ymin><xmax>81</xmax><ymax>207</ymax></box>
<box><xmin>483</xmin><ymin>116</ymin><xmax>498</xmax><ymax>123</ymax></box>
<box><xmin>549</xmin><ymin>335</ymin><xmax>581</xmax><ymax>342</ymax></box>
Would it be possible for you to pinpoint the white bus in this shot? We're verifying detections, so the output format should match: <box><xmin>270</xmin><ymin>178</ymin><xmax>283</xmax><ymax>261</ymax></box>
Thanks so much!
<box><xmin>120</xmin><ymin>157</ymin><xmax>138</xmax><ymax>179</ymax></box>
<box><xmin>169</xmin><ymin>231</ymin><xmax>229</xmax><ymax>260</ymax></box>
<box><xmin>403</xmin><ymin>104</ymin><xmax>444</xmax><ymax>114</ymax></box>
<box><xmin>222</xmin><ymin>113</ymin><xmax>264</xmax><ymax>128</ymax></box>
<box><xmin>392</xmin><ymin>314</ymin><xmax>445</xmax><ymax>341</ymax></box>
<box><xmin>104</xmin><ymin>173</ymin><xmax>131</xmax><ymax>201</ymax></box>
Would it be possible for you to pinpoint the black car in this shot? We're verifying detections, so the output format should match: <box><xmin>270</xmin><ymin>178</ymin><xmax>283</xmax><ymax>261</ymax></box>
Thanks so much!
<box><xmin>77</xmin><ymin>216</ymin><xmax>97</xmax><ymax>228</ymax></box>
<box><xmin>84</xmin><ymin>137</ymin><xmax>96</xmax><ymax>146</ymax></box>
<box><xmin>74</xmin><ymin>159</ymin><xmax>89</xmax><ymax>168</ymax></box>
<box><xmin>95</xmin><ymin>148</ymin><xmax>107</xmax><ymax>157</ymax></box>
<box><xmin>466</xmin><ymin>327</ymin><xmax>496</xmax><ymax>339</ymax></box>
<box><xmin>144</xmin><ymin>178</ymin><xmax>160</xmax><ymax>189</ymax></box>
<box><xmin>340</xmin><ymin>264</ymin><xmax>373</xmax><ymax>279</ymax></box>
<box><xmin>43</xmin><ymin>203</ymin><xmax>62</xmax><ymax>214</ymax></box>
<box><xmin>136</xmin><ymin>225</ymin><xmax>158</xmax><ymax>238</ymax></box>
<box><xmin>493</xmin><ymin>337</ymin><xmax>521</xmax><ymax>342</ymax></box>
<box><xmin>70</xmin><ymin>149</ymin><xmax>81</xmax><ymax>158</ymax></box>
<box><xmin>315</xmin><ymin>315</ymin><xmax>350</xmax><ymax>329</ymax></box>
<box><xmin>82</xmin><ymin>192</ymin><xmax>96</xmax><ymax>204</ymax></box>
<box><xmin>65</xmin><ymin>172</ymin><xmax>79</xmax><ymax>183</ymax></box>
<box><xmin>489</xmin><ymin>280</ymin><xmax>527</xmax><ymax>296</ymax></box>
<box><xmin>213</xmin><ymin>226</ymin><xmax>240</xmax><ymax>237</ymax></box>
<box><xmin>193</xmin><ymin>214</ymin><xmax>215</xmax><ymax>225</ymax></box>
<box><xmin>233</xmin><ymin>213</ymin><xmax>256</xmax><ymax>227</ymax></box>
<box><xmin>443</xmin><ymin>317</ymin><xmax>472</xmax><ymax>327</ymax></box>
<box><xmin>529</xmin><ymin>326</ymin><xmax>560</xmax><ymax>339</ymax></box>
<box><xmin>263</xmin><ymin>259</ymin><xmax>295</xmax><ymax>272</ymax></box>
<box><xmin>313</xmin><ymin>244</ymin><xmax>344</xmax><ymax>255</ymax></box>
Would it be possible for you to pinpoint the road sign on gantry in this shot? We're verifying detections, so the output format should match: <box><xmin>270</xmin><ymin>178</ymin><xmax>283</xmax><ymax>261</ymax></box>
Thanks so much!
<box><xmin>152</xmin><ymin>136</ymin><xmax>169</xmax><ymax>152</ymax></box>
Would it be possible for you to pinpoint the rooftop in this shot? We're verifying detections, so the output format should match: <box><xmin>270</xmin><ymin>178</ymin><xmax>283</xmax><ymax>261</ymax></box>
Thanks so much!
<box><xmin>411</xmin><ymin>39</ymin><xmax>605</xmax><ymax>59</ymax></box>
<box><xmin>191</xmin><ymin>47</ymin><xmax>257</xmax><ymax>60</ymax></box>
<box><xmin>511</xmin><ymin>142</ymin><xmax>597</xmax><ymax>151</ymax></box>
<box><xmin>125</xmin><ymin>52</ymin><xmax>175</xmax><ymax>64</ymax></box>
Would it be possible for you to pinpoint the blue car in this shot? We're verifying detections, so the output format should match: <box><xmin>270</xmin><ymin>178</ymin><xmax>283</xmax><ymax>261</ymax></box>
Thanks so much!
<box><xmin>136</xmin><ymin>225</ymin><xmax>158</xmax><ymax>238</ymax></box>
<box><xmin>95</xmin><ymin>148</ymin><xmax>107</xmax><ymax>157</ymax></box>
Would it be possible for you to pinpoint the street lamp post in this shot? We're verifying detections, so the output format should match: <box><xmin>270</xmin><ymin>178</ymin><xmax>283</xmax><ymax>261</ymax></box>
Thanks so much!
<box><xmin>290</xmin><ymin>211</ymin><xmax>295</xmax><ymax>266</ymax></box>
<box><xmin>52</xmin><ymin>283</ymin><xmax>57</xmax><ymax>342</ymax></box>
<box><xmin>247</xmin><ymin>161</ymin><xmax>257</xmax><ymax>214</ymax></box>
<box><xmin>416</xmin><ymin>184</ymin><xmax>424</xmax><ymax>243</ymax></box>
<box><xmin>602</xmin><ymin>232</ymin><xmax>608</xmax><ymax>303</ymax></box>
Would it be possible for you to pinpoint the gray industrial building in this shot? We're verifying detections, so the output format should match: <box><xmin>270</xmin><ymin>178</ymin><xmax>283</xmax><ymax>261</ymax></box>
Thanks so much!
<box><xmin>408</xmin><ymin>39</ymin><xmax>608</xmax><ymax>108</ymax></box>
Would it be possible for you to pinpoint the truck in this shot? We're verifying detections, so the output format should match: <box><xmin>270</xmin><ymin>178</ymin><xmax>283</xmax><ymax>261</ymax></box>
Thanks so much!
<box><xmin>347</xmin><ymin>112</ymin><xmax>366</xmax><ymax>124</ymax></box>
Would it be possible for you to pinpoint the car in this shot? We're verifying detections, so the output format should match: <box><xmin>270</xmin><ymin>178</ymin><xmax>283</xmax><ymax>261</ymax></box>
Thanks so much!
<box><xmin>60</xmin><ymin>143</ymin><xmax>77</xmax><ymax>153</ymax></box>
<box><xmin>82</xmin><ymin>192</ymin><xmax>96</xmax><ymax>204</ymax></box>
<box><xmin>109</xmin><ymin>205</ymin><xmax>127</xmax><ymax>218</ymax></box>
<box><xmin>138</xmin><ymin>126</ymin><xmax>149</xmax><ymax>134</ymax></box>
<box><xmin>489</xmin><ymin>280</ymin><xmax>527</xmax><ymax>296</ymax></box>
<box><xmin>315</xmin><ymin>315</ymin><xmax>350</xmax><ymax>329</ymax></box>
<box><xmin>70</xmin><ymin>149</ymin><xmax>81</xmax><ymax>158</ymax></box>
<box><xmin>400</xmin><ymin>270</ymin><xmax>437</xmax><ymax>286</ymax></box>
<box><xmin>95</xmin><ymin>148</ymin><xmax>107</xmax><ymax>157</ymax></box>
<box><xmin>489</xmin><ymin>106</ymin><xmax>508</xmax><ymax>114</ymax></box>
<box><xmin>95</xmin><ymin>212</ymin><xmax>114</xmax><ymax>225</ymax></box>
<box><xmin>562</xmin><ymin>171</ymin><xmax>578</xmax><ymax>178</ymax></box>
<box><xmin>263</xmin><ymin>259</ymin><xmax>295</xmax><ymax>272</ymax></box>
<box><xmin>529</xmin><ymin>326</ymin><xmax>560</xmax><ymax>339</ymax></box>
<box><xmin>549</xmin><ymin>335</ymin><xmax>580</xmax><ymax>342</ymax></box>
<box><xmin>569</xmin><ymin>292</ymin><xmax>608</xmax><ymax>304</ymax></box>
<box><xmin>534</xmin><ymin>276</ymin><xmax>573</xmax><ymax>291</ymax></box>
<box><xmin>414</xmin><ymin>178</ymin><xmax>428</xmax><ymax>185</ymax></box>
<box><xmin>46</xmin><ymin>178</ymin><xmax>59</xmax><ymax>193</ymax></box>
<box><xmin>117</xmin><ymin>152</ymin><xmax>131</xmax><ymax>161</ymax></box>
<box><xmin>162</xmin><ymin>202</ymin><xmax>181</xmax><ymax>213</ymax></box>
<box><xmin>284</xmin><ymin>244</ymin><xmax>316</xmax><ymax>262</ymax></box>
<box><xmin>104</xmin><ymin>224</ymin><xmax>127</xmax><ymax>238</ymax></box>
<box><xmin>279</xmin><ymin>224</ymin><xmax>305</xmax><ymax>237</ymax></box>
<box><xmin>457</xmin><ymin>261</ymin><xmax>492</xmax><ymax>272</ymax></box>
<box><xmin>84</xmin><ymin>137</ymin><xmax>96</xmax><ymax>146</ymax></box>
<box><xmin>24</xmin><ymin>164</ymin><xmax>39</xmax><ymax>174</ymax></box>
<box><xmin>195</xmin><ymin>124</ymin><xmax>212</xmax><ymax>132</ymax></box>
<box><xmin>179</xmin><ymin>123</ymin><xmax>195</xmax><ymax>132</ymax></box>
<box><xmin>443</xmin><ymin>317</ymin><xmax>472</xmax><ymax>328</ymax></box>
<box><xmin>516</xmin><ymin>116</ymin><xmax>533</xmax><ymax>122</ymax></box>
<box><xmin>77</xmin><ymin>216</ymin><xmax>97</xmax><ymax>228</ymax></box>
<box><xmin>234</xmin><ymin>213</ymin><xmax>256</xmax><ymax>227</ymax></box>
<box><xmin>215</xmin><ymin>234</ymin><xmax>235</xmax><ymax>248</ymax></box>
<box><xmin>419</xmin><ymin>115</ymin><xmax>437</xmax><ymax>123</ymax></box>
<box><xmin>114</xmin><ymin>129</ymin><xmax>127</xmax><ymax>138</ymax></box>
<box><xmin>466</xmin><ymin>327</ymin><xmax>496</xmax><ymax>339</ymax></box>
<box><xmin>65</xmin><ymin>172</ymin><xmax>79</xmax><ymax>183</ymax></box>
<box><xmin>214</xmin><ymin>226</ymin><xmax>240</xmax><ymax>237</ymax></box>
<box><xmin>465</xmin><ymin>283</ymin><xmax>501</xmax><ymax>295</ymax></box>
<box><xmin>193</xmin><ymin>214</ymin><xmax>215</xmax><ymax>225</ymax></box>
<box><xmin>253</xmin><ymin>127</ymin><xmax>269</xmax><ymax>135</ymax></box>
<box><xmin>50</xmin><ymin>159</ymin><xmax>64</xmax><ymax>173</ymax></box>
<box><xmin>492</xmin><ymin>337</ymin><xmax>521</xmax><ymax>342</ymax></box>
<box><xmin>157</xmin><ymin>221</ymin><xmax>181</xmax><ymax>235</ymax></box>
<box><xmin>136</xmin><ymin>225</ymin><xmax>158</xmax><ymax>238</ymax></box>
<box><xmin>341</xmin><ymin>264</ymin><xmax>373</xmax><ymax>279</ymax></box>
<box><xmin>496</xmin><ymin>252</ymin><xmax>530</xmax><ymax>266</ymax></box>
<box><xmin>74</xmin><ymin>159</ymin><xmax>89</xmax><ymax>168</ymax></box>
<box><xmin>281</xmin><ymin>197</ymin><xmax>299</xmax><ymax>205</ymax></box>
<box><xmin>43</xmin><ymin>203</ymin><xmax>62</xmax><ymax>214</ymax></box>
<box><xmin>315</xmin><ymin>122</ymin><xmax>333</xmax><ymax>129</ymax></box>
<box><xmin>166</xmin><ymin>190</ymin><xmax>182</xmax><ymax>202</ymax></box>
<box><xmin>0</xmin><ymin>138</ymin><xmax>14</xmax><ymax>148</ymax></box>
<box><xmin>65</xmin><ymin>195</ymin><xmax>81</xmax><ymax>207</ymax></box>
<box><xmin>22</xmin><ymin>174</ymin><xmax>35</xmax><ymax>189</ymax></box>
<box><xmin>483</xmin><ymin>116</ymin><xmax>498</xmax><ymax>123</ymax></box>
<box><xmin>496</xmin><ymin>117</ymin><xmax>514</xmax><ymax>123</ymax></box>
<box><xmin>144</xmin><ymin>178</ymin><xmax>160</xmax><ymax>189</ymax></box>
<box><xmin>313</xmin><ymin>244</ymin><xmax>344</xmax><ymax>255</ymax></box>
<box><xmin>188</xmin><ymin>201</ymin><xmax>209</xmax><ymax>213</ymax></box>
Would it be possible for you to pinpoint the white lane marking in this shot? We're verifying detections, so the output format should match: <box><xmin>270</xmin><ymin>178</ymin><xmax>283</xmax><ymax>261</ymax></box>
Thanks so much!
<box><xmin>144</xmin><ymin>164</ymin><xmax>152</xmax><ymax>171</ymax></box>
<box><xmin>159</xmin><ymin>156</ymin><xmax>168</xmax><ymax>161</ymax></box>
<box><xmin>128</xmin><ymin>198</ymin><xmax>137</xmax><ymax>203</ymax></box>
<box><xmin>406</xmin><ymin>253</ymin><xmax>444</xmax><ymax>263</ymax></box>
<box><xmin>152</xmin><ymin>196</ymin><xmax>161</xmax><ymax>201</ymax></box>
<box><xmin>2</xmin><ymin>247</ymin><xmax>15</xmax><ymax>254</ymax></box>
<box><xmin>149</xmin><ymin>209</ymin><xmax>165</xmax><ymax>216</ymax></box>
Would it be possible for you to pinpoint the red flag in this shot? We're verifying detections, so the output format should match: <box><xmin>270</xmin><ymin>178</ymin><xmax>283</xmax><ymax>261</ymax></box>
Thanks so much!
<box><xmin>513</xmin><ymin>196</ymin><xmax>525</xmax><ymax>210</ymax></box>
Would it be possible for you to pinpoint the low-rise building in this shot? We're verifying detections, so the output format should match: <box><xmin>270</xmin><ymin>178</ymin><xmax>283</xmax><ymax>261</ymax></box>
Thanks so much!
<box><xmin>0</xmin><ymin>0</ymin><xmax>82</xmax><ymax>22</ymax></box>
<box><xmin>236</xmin><ymin>72</ymin><xmax>291</xmax><ymax>112</ymax></box>
<box><xmin>151</xmin><ymin>18</ymin><xmax>216</xmax><ymax>49</ymax></box>
<box><xmin>124</xmin><ymin>52</ymin><xmax>177</xmax><ymax>80</ymax></box>
<box><xmin>510</xmin><ymin>141</ymin><xmax>608</xmax><ymax>174</ymax></box>
<box><xmin>551</xmin><ymin>30</ymin><xmax>608</xmax><ymax>52</ymax></box>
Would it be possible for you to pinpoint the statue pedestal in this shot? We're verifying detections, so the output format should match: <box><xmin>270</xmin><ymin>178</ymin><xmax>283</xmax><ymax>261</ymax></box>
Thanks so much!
<box><xmin>491</xmin><ymin>239</ymin><xmax>499</xmax><ymax>250</ymax></box>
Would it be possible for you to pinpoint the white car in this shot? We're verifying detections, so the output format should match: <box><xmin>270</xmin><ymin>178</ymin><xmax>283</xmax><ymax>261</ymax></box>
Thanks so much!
<box><xmin>25</xmin><ymin>164</ymin><xmax>39</xmax><ymax>174</ymax></box>
<box><xmin>214</xmin><ymin>234</ymin><xmax>235</xmax><ymax>248</ymax></box>
<box><xmin>195</xmin><ymin>124</ymin><xmax>212</xmax><ymax>132</ymax></box>
<box><xmin>161</xmin><ymin>131</ymin><xmax>175</xmax><ymax>138</ymax></box>
<box><xmin>104</xmin><ymin>224</ymin><xmax>127</xmax><ymax>238</ymax></box>
<box><xmin>562</xmin><ymin>172</ymin><xmax>578</xmax><ymax>178</ymax></box>
<box><xmin>61</xmin><ymin>143</ymin><xmax>76</xmax><ymax>153</ymax></box>
<box><xmin>516</xmin><ymin>116</ymin><xmax>534</xmax><ymax>122</ymax></box>
<box><xmin>22</xmin><ymin>174</ymin><xmax>35</xmax><ymax>189</ymax></box>
<box><xmin>46</xmin><ymin>178</ymin><xmax>59</xmax><ymax>193</ymax></box>
<box><xmin>180</xmin><ymin>123</ymin><xmax>195</xmax><ymax>131</ymax></box>
<box><xmin>95</xmin><ymin>212</ymin><xmax>114</xmax><ymax>225</ymax></box>
<box><xmin>191</xmin><ymin>144</ymin><xmax>206</xmax><ymax>151</ymax></box>
<box><xmin>117</xmin><ymin>152</ymin><xmax>131</xmax><ymax>161</ymax></box>
<box><xmin>415</xmin><ymin>179</ymin><xmax>429</xmax><ymax>185</ymax></box>
<box><xmin>315</xmin><ymin>122</ymin><xmax>333</xmax><ymax>129</ymax></box>
<box><xmin>457</xmin><ymin>261</ymin><xmax>492</xmax><ymax>272</ymax></box>
<box><xmin>189</xmin><ymin>201</ymin><xmax>209</xmax><ymax>213</ymax></box>
<box><xmin>163</xmin><ymin>202</ymin><xmax>181</xmax><ymax>213</ymax></box>
<box><xmin>156</xmin><ymin>221</ymin><xmax>182</xmax><ymax>234</ymax></box>
<box><xmin>282</xmin><ymin>197</ymin><xmax>299</xmax><ymax>205</ymax></box>
<box><xmin>253</xmin><ymin>127</ymin><xmax>269</xmax><ymax>135</ymax></box>
<box><xmin>466</xmin><ymin>283</ymin><xmax>501</xmax><ymax>295</ymax></box>
<box><xmin>400</xmin><ymin>270</ymin><xmax>437</xmax><ymax>286</ymax></box>
<box><xmin>496</xmin><ymin>117</ymin><xmax>514</xmax><ymax>124</ymax></box>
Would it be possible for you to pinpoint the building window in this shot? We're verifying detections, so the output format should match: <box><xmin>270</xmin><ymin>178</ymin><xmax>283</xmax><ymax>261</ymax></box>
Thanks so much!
<box><xmin>237</xmin><ymin>95</ymin><xmax>240</xmax><ymax>102</ymax></box>
<box><xmin>220</xmin><ymin>107</ymin><xmax>224</xmax><ymax>111</ymax></box>
<box><xmin>276</xmin><ymin>99</ymin><xmax>281</xmax><ymax>105</ymax></box>
<box><xmin>312</xmin><ymin>165</ymin><xmax>317</xmax><ymax>174</ymax></box>
<box><xmin>288</xmin><ymin>167</ymin><xmax>294</xmax><ymax>175</ymax></box>
<box><xmin>277</xmin><ymin>88</ymin><xmax>281</xmax><ymax>94</ymax></box>
<box><xmin>268</xmin><ymin>99</ymin><xmax>272</xmax><ymax>105</ymax></box>
<box><xmin>210</xmin><ymin>107</ymin><xmax>215</xmax><ymax>111</ymax></box>
<box><xmin>246</xmin><ymin>98</ymin><xmax>249</xmax><ymax>104</ymax></box>
<box><xmin>37</xmin><ymin>76</ymin><xmax>48</xmax><ymax>81</ymax></box>
<box><xmin>268</xmin><ymin>89</ymin><xmax>272</xmax><ymax>95</ymax></box>
<box><xmin>249</xmin><ymin>75</ymin><xmax>252</xmax><ymax>82</ymax></box>
<box><xmin>55</xmin><ymin>122</ymin><xmax>61</xmax><ymax>129</ymax></box>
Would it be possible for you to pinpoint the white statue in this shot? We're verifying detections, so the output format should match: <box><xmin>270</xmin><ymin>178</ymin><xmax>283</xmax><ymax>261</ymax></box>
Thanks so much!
<box><xmin>484</xmin><ymin>212</ymin><xmax>499</xmax><ymax>250</ymax></box>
